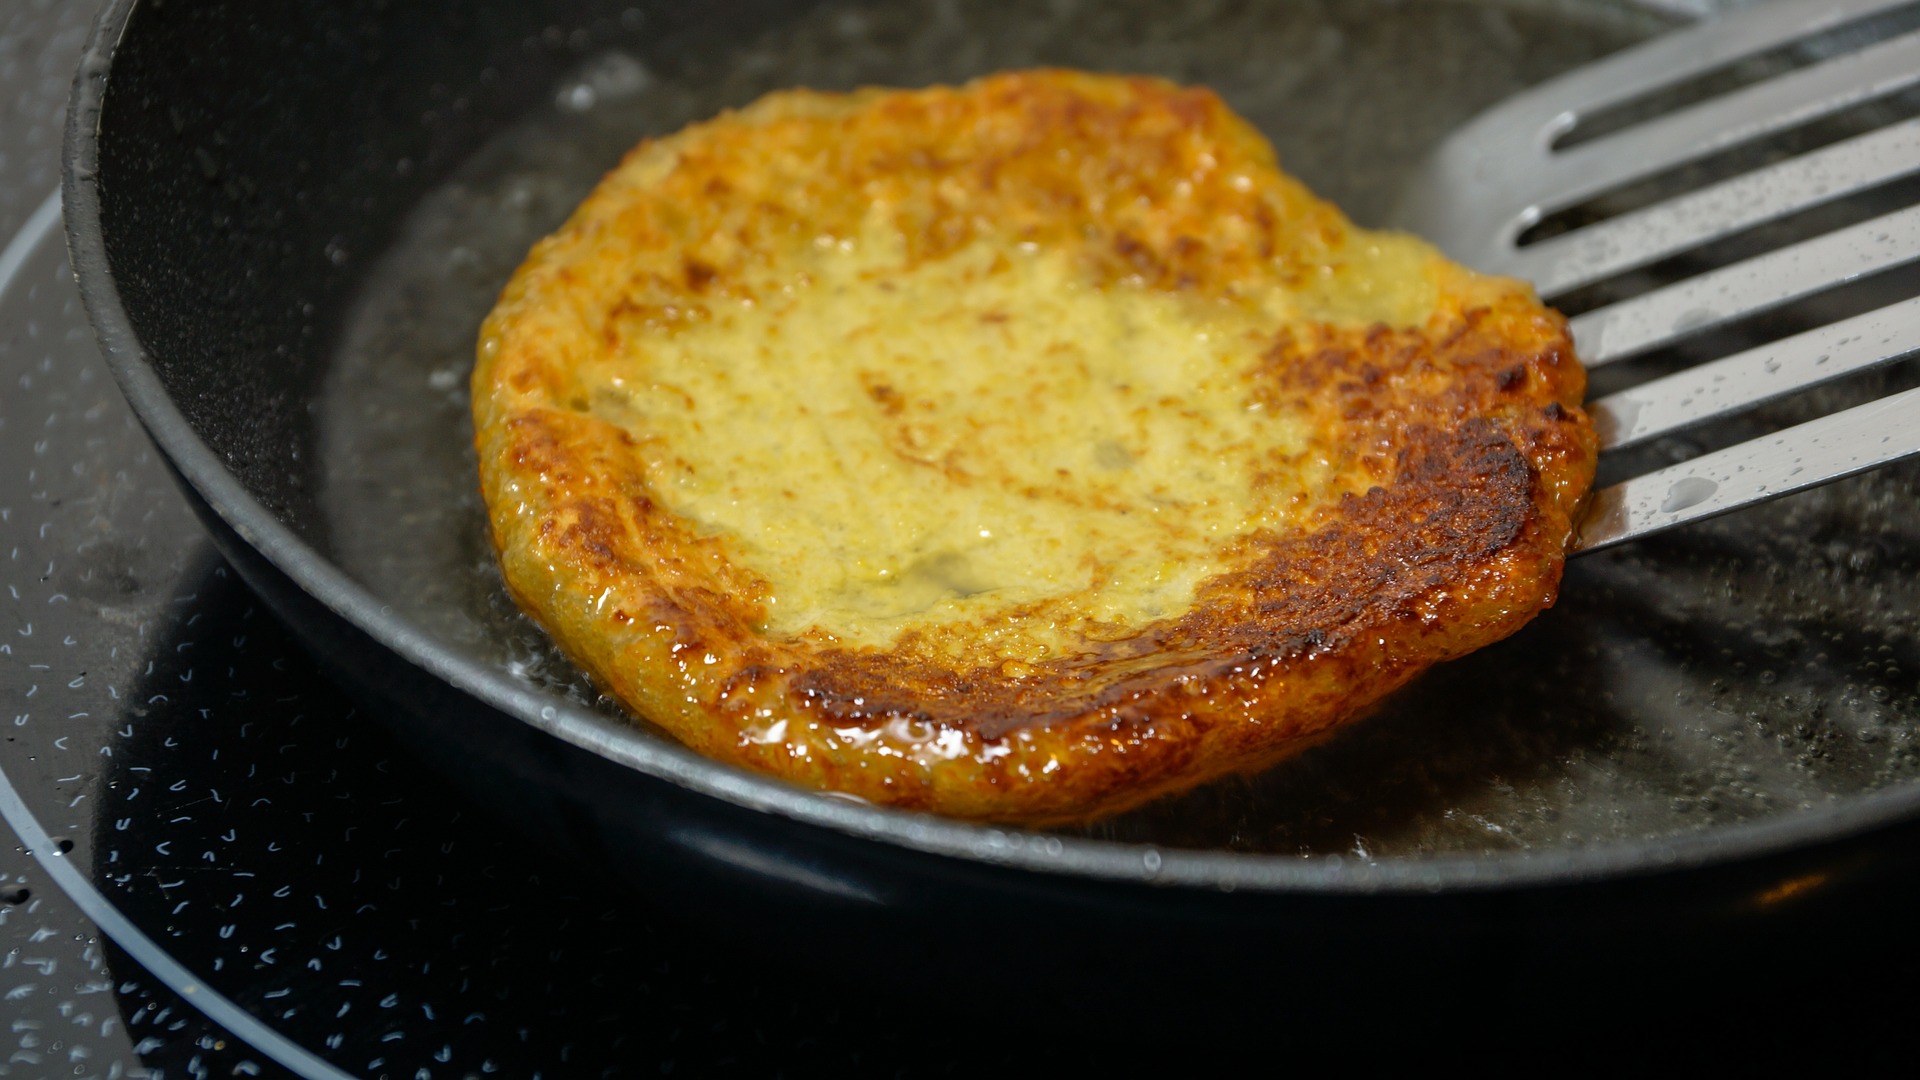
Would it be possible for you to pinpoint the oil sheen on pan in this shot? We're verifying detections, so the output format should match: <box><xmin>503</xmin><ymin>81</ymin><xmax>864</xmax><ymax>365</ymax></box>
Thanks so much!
<box><xmin>471</xmin><ymin>70</ymin><xmax>1598</xmax><ymax>825</ymax></box>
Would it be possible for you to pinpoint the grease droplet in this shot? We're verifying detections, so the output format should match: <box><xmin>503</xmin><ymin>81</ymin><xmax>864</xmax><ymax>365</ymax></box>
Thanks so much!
<box><xmin>1660</xmin><ymin>476</ymin><xmax>1718</xmax><ymax>514</ymax></box>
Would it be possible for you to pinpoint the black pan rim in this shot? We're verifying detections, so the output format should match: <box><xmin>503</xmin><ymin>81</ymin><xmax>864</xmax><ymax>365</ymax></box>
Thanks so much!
<box><xmin>60</xmin><ymin>0</ymin><xmax>1920</xmax><ymax>899</ymax></box>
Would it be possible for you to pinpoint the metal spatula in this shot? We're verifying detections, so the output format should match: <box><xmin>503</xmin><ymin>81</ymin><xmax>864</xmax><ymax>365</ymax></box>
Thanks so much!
<box><xmin>1391</xmin><ymin>0</ymin><xmax>1920</xmax><ymax>554</ymax></box>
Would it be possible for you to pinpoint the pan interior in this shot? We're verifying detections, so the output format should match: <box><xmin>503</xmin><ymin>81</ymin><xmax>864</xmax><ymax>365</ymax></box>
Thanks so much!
<box><xmin>315</xmin><ymin>0</ymin><xmax>1920</xmax><ymax>858</ymax></box>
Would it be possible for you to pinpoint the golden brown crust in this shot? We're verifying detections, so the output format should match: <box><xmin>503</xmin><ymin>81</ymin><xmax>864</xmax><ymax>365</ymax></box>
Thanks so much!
<box><xmin>473</xmin><ymin>70</ymin><xmax>1597</xmax><ymax>825</ymax></box>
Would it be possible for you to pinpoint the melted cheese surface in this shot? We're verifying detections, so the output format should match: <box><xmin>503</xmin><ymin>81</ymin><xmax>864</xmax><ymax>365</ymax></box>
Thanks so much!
<box><xmin>579</xmin><ymin>218</ymin><xmax>1444</xmax><ymax>648</ymax></box>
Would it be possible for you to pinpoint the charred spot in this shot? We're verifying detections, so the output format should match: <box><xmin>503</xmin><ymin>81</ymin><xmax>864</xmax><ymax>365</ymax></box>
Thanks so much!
<box><xmin>1544</xmin><ymin>401</ymin><xmax>1567</xmax><ymax>421</ymax></box>
<box><xmin>858</xmin><ymin>371</ymin><xmax>907</xmax><ymax>416</ymax></box>
<box><xmin>1252</xmin><ymin>202</ymin><xmax>1278</xmax><ymax>258</ymax></box>
<box><xmin>1169</xmin><ymin>234</ymin><xmax>1206</xmax><ymax>286</ymax></box>
<box><xmin>1108</xmin><ymin>230</ymin><xmax>1177</xmax><ymax>285</ymax></box>
<box><xmin>792</xmin><ymin>674</ymin><xmax>933</xmax><ymax>727</ymax></box>
<box><xmin>722</xmin><ymin>663</ymin><xmax>777</xmax><ymax>700</ymax></box>
<box><xmin>556</xmin><ymin>501</ymin><xmax>635</xmax><ymax>571</ymax></box>
<box><xmin>1498</xmin><ymin>365</ymin><xmax>1529</xmax><ymax>391</ymax></box>
<box><xmin>683</xmin><ymin>257</ymin><xmax>718</xmax><ymax>291</ymax></box>
<box><xmin>1164</xmin><ymin>86</ymin><xmax>1217</xmax><ymax>129</ymax></box>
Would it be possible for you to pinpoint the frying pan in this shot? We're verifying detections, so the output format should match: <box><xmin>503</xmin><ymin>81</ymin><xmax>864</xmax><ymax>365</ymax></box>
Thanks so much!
<box><xmin>62</xmin><ymin>0</ymin><xmax>1920</xmax><ymax>1015</ymax></box>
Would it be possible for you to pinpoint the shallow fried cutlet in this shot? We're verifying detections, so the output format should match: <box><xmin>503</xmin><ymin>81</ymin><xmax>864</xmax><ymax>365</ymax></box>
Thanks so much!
<box><xmin>472</xmin><ymin>69</ymin><xmax>1596</xmax><ymax>825</ymax></box>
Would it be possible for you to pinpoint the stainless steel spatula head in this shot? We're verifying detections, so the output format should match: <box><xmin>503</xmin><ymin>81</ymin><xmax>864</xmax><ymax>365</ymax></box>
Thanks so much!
<box><xmin>1392</xmin><ymin>0</ymin><xmax>1920</xmax><ymax>553</ymax></box>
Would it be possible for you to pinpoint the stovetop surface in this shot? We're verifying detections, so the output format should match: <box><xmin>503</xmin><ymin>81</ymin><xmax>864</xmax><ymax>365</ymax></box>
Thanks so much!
<box><xmin>6</xmin><ymin>2</ymin><xmax>1920</xmax><ymax>1076</ymax></box>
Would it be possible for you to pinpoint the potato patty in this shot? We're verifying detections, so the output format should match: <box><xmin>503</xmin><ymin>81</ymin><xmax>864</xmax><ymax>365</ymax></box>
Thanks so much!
<box><xmin>472</xmin><ymin>70</ymin><xmax>1596</xmax><ymax>825</ymax></box>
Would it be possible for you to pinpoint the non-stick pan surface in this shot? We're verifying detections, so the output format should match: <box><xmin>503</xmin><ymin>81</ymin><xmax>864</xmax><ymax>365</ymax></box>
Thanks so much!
<box><xmin>64</xmin><ymin>0</ymin><xmax>1920</xmax><ymax>993</ymax></box>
